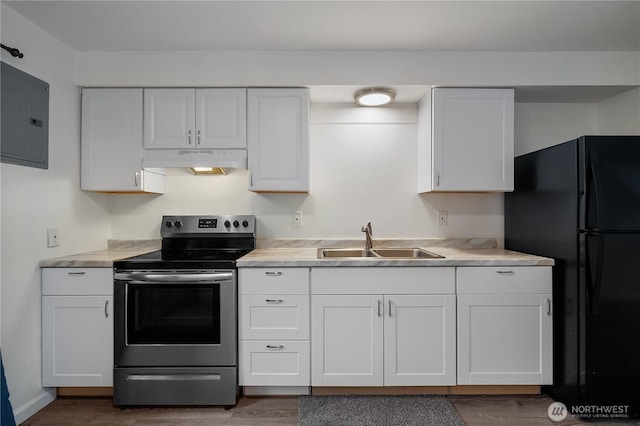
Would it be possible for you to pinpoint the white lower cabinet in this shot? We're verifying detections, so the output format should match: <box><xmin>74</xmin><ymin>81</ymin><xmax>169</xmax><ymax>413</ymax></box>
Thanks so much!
<box><xmin>41</xmin><ymin>268</ymin><xmax>113</xmax><ymax>387</ymax></box>
<box><xmin>456</xmin><ymin>266</ymin><xmax>553</xmax><ymax>385</ymax></box>
<box><xmin>238</xmin><ymin>268</ymin><xmax>310</xmax><ymax>389</ymax></box>
<box><xmin>311</xmin><ymin>267</ymin><xmax>457</xmax><ymax>387</ymax></box>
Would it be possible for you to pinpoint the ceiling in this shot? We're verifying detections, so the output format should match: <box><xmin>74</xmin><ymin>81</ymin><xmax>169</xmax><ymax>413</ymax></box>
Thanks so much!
<box><xmin>4</xmin><ymin>1</ymin><xmax>640</xmax><ymax>103</ymax></box>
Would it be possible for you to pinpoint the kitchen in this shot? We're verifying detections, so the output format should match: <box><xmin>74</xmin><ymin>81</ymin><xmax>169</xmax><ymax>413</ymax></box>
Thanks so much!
<box><xmin>2</xmin><ymin>1</ymin><xmax>640</xmax><ymax>424</ymax></box>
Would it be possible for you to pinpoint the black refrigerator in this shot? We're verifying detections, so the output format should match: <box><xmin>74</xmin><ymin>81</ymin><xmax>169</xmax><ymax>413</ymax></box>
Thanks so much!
<box><xmin>505</xmin><ymin>135</ymin><xmax>640</xmax><ymax>417</ymax></box>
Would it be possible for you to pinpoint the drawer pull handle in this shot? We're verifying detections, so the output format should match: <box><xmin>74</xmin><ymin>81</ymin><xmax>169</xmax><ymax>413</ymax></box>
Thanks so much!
<box><xmin>264</xmin><ymin>271</ymin><xmax>282</xmax><ymax>276</ymax></box>
<box><xmin>265</xmin><ymin>299</ymin><xmax>284</xmax><ymax>304</ymax></box>
<box><xmin>68</xmin><ymin>272</ymin><xmax>86</xmax><ymax>276</ymax></box>
<box><xmin>496</xmin><ymin>270</ymin><xmax>515</xmax><ymax>275</ymax></box>
<box><xmin>266</xmin><ymin>345</ymin><xmax>284</xmax><ymax>350</ymax></box>
<box><xmin>546</xmin><ymin>298</ymin><xmax>552</xmax><ymax>316</ymax></box>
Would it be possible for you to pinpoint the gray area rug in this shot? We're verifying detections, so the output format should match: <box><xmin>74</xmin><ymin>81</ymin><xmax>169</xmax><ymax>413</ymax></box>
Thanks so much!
<box><xmin>298</xmin><ymin>395</ymin><xmax>465</xmax><ymax>426</ymax></box>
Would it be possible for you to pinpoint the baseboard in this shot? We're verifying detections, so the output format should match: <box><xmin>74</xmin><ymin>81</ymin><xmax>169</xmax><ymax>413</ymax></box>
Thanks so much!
<box><xmin>13</xmin><ymin>387</ymin><xmax>56</xmax><ymax>425</ymax></box>
<box><xmin>311</xmin><ymin>385</ymin><xmax>541</xmax><ymax>396</ymax></box>
<box><xmin>312</xmin><ymin>386</ymin><xmax>450</xmax><ymax>396</ymax></box>
<box><xmin>243</xmin><ymin>386</ymin><xmax>310</xmax><ymax>396</ymax></box>
<box><xmin>57</xmin><ymin>387</ymin><xmax>113</xmax><ymax>397</ymax></box>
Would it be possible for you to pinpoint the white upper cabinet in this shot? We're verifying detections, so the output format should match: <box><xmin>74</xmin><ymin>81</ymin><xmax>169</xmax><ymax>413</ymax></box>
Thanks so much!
<box><xmin>418</xmin><ymin>87</ymin><xmax>514</xmax><ymax>193</ymax></box>
<box><xmin>144</xmin><ymin>88</ymin><xmax>246</xmax><ymax>149</ymax></box>
<box><xmin>81</xmin><ymin>88</ymin><xmax>164</xmax><ymax>193</ymax></box>
<box><xmin>247</xmin><ymin>88</ymin><xmax>309</xmax><ymax>193</ymax></box>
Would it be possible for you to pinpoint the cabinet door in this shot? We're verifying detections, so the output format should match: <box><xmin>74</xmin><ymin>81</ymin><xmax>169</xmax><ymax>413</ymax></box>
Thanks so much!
<box><xmin>311</xmin><ymin>295</ymin><xmax>383</xmax><ymax>386</ymax></box>
<box><xmin>144</xmin><ymin>88</ymin><xmax>195</xmax><ymax>149</ymax></box>
<box><xmin>196</xmin><ymin>88</ymin><xmax>246</xmax><ymax>149</ymax></box>
<box><xmin>457</xmin><ymin>293</ymin><xmax>553</xmax><ymax>385</ymax></box>
<box><xmin>247</xmin><ymin>88</ymin><xmax>309</xmax><ymax>192</ymax></box>
<box><xmin>81</xmin><ymin>89</ymin><xmax>163</xmax><ymax>192</ymax></box>
<box><xmin>42</xmin><ymin>295</ymin><xmax>113</xmax><ymax>386</ymax></box>
<box><xmin>384</xmin><ymin>295</ymin><xmax>456</xmax><ymax>386</ymax></box>
<box><xmin>421</xmin><ymin>88</ymin><xmax>514</xmax><ymax>192</ymax></box>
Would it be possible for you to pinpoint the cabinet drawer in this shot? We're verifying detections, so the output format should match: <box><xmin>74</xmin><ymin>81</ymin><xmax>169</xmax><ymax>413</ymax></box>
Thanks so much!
<box><xmin>239</xmin><ymin>295</ymin><xmax>309</xmax><ymax>339</ymax></box>
<box><xmin>457</xmin><ymin>266</ymin><xmax>552</xmax><ymax>294</ymax></box>
<box><xmin>42</xmin><ymin>268</ymin><xmax>113</xmax><ymax>295</ymax></box>
<box><xmin>311</xmin><ymin>267</ymin><xmax>455</xmax><ymax>294</ymax></box>
<box><xmin>239</xmin><ymin>268</ymin><xmax>309</xmax><ymax>294</ymax></box>
<box><xmin>240</xmin><ymin>340</ymin><xmax>310</xmax><ymax>386</ymax></box>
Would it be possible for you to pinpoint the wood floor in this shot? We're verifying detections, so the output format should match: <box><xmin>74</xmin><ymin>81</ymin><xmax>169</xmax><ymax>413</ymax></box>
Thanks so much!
<box><xmin>20</xmin><ymin>394</ymin><xmax>640</xmax><ymax>425</ymax></box>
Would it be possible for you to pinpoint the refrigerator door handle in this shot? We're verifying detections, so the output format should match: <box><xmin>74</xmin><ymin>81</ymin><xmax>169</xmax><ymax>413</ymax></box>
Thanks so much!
<box><xmin>587</xmin><ymin>150</ymin><xmax>604</xmax><ymax>232</ymax></box>
<box><xmin>586</xmin><ymin>232</ymin><xmax>605</xmax><ymax>315</ymax></box>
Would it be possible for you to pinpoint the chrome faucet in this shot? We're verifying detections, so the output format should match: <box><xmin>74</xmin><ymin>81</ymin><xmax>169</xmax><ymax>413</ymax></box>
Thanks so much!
<box><xmin>361</xmin><ymin>222</ymin><xmax>373</xmax><ymax>250</ymax></box>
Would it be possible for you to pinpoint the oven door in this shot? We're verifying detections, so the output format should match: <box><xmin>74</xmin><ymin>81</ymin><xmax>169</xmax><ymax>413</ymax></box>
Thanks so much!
<box><xmin>114</xmin><ymin>270</ymin><xmax>237</xmax><ymax>367</ymax></box>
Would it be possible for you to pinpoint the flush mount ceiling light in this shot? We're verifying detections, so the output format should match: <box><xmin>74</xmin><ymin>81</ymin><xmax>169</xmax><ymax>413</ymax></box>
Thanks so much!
<box><xmin>189</xmin><ymin>167</ymin><xmax>226</xmax><ymax>175</ymax></box>
<box><xmin>354</xmin><ymin>87</ymin><xmax>396</xmax><ymax>106</ymax></box>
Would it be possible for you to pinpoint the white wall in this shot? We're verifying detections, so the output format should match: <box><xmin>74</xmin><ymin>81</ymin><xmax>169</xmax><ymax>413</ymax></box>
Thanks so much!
<box><xmin>597</xmin><ymin>87</ymin><xmax>640</xmax><ymax>134</ymax></box>
<box><xmin>110</xmin><ymin>104</ymin><xmax>504</xmax><ymax>242</ymax></box>
<box><xmin>514</xmin><ymin>103</ymin><xmax>598</xmax><ymax>155</ymax></box>
<box><xmin>0</xmin><ymin>4</ymin><xmax>112</xmax><ymax>422</ymax></box>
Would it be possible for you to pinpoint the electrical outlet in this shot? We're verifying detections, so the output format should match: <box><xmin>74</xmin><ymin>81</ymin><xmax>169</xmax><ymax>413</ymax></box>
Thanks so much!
<box><xmin>293</xmin><ymin>211</ymin><xmax>302</xmax><ymax>227</ymax></box>
<box><xmin>47</xmin><ymin>228</ymin><xmax>60</xmax><ymax>247</ymax></box>
<box><xmin>437</xmin><ymin>210</ymin><xmax>448</xmax><ymax>227</ymax></box>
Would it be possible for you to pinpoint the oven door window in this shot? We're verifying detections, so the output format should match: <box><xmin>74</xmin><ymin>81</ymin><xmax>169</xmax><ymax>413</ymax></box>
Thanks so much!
<box><xmin>127</xmin><ymin>284</ymin><xmax>221</xmax><ymax>345</ymax></box>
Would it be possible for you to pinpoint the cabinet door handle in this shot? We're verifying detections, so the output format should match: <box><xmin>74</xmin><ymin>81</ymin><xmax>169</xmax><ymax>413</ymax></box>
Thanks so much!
<box><xmin>266</xmin><ymin>345</ymin><xmax>284</xmax><ymax>350</ymax></box>
<box><xmin>546</xmin><ymin>298</ymin><xmax>552</xmax><ymax>316</ymax></box>
<box><xmin>264</xmin><ymin>271</ymin><xmax>282</xmax><ymax>277</ymax></box>
<box><xmin>388</xmin><ymin>300</ymin><xmax>392</xmax><ymax>317</ymax></box>
<box><xmin>134</xmin><ymin>171</ymin><xmax>140</xmax><ymax>187</ymax></box>
<box><xmin>436</xmin><ymin>172</ymin><xmax>440</xmax><ymax>187</ymax></box>
<box><xmin>377</xmin><ymin>300</ymin><xmax>382</xmax><ymax>317</ymax></box>
<box><xmin>68</xmin><ymin>272</ymin><xmax>86</xmax><ymax>276</ymax></box>
<box><xmin>188</xmin><ymin>130</ymin><xmax>192</xmax><ymax>144</ymax></box>
<box><xmin>105</xmin><ymin>300</ymin><xmax>109</xmax><ymax>318</ymax></box>
<box><xmin>197</xmin><ymin>129</ymin><xmax>201</xmax><ymax>145</ymax></box>
<box><xmin>496</xmin><ymin>270</ymin><xmax>515</xmax><ymax>275</ymax></box>
<box><xmin>265</xmin><ymin>299</ymin><xmax>284</xmax><ymax>304</ymax></box>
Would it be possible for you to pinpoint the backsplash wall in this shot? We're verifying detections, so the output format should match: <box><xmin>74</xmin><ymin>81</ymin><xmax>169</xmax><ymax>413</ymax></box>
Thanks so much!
<box><xmin>108</xmin><ymin>104</ymin><xmax>505</xmax><ymax>243</ymax></box>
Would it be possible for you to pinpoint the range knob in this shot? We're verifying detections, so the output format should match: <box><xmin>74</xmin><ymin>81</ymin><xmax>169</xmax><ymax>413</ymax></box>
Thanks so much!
<box><xmin>165</xmin><ymin>220</ymin><xmax>173</xmax><ymax>228</ymax></box>
<box><xmin>233</xmin><ymin>220</ymin><xmax>240</xmax><ymax>227</ymax></box>
<box><xmin>242</xmin><ymin>220</ymin><xmax>249</xmax><ymax>228</ymax></box>
<box><xmin>174</xmin><ymin>220</ymin><xmax>183</xmax><ymax>228</ymax></box>
<box><xmin>224</xmin><ymin>220</ymin><xmax>231</xmax><ymax>228</ymax></box>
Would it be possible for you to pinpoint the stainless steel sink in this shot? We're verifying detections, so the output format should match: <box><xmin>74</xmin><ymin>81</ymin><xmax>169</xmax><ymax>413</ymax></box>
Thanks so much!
<box><xmin>317</xmin><ymin>248</ymin><xmax>379</xmax><ymax>258</ymax></box>
<box><xmin>317</xmin><ymin>247</ymin><xmax>444</xmax><ymax>259</ymax></box>
<box><xmin>371</xmin><ymin>248</ymin><xmax>444</xmax><ymax>259</ymax></box>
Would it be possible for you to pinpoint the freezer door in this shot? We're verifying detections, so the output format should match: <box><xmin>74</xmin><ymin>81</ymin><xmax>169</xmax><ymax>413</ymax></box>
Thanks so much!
<box><xmin>583</xmin><ymin>232</ymin><xmax>640</xmax><ymax>414</ymax></box>
<box><xmin>580</xmin><ymin>136</ymin><xmax>640</xmax><ymax>232</ymax></box>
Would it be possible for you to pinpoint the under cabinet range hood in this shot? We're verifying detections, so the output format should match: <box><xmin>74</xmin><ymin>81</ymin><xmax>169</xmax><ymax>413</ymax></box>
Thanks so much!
<box><xmin>142</xmin><ymin>148</ymin><xmax>247</xmax><ymax>169</ymax></box>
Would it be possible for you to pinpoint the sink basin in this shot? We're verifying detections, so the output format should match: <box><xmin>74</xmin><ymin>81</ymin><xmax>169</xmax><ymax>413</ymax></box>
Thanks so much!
<box><xmin>317</xmin><ymin>248</ymin><xmax>378</xmax><ymax>258</ymax></box>
<box><xmin>317</xmin><ymin>248</ymin><xmax>444</xmax><ymax>259</ymax></box>
<box><xmin>371</xmin><ymin>248</ymin><xmax>444</xmax><ymax>259</ymax></box>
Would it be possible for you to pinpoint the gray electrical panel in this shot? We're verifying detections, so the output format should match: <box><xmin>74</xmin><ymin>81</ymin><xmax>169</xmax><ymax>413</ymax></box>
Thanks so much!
<box><xmin>1</xmin><ymin>61</ymin><xmax>49</xmax><ymax>169</ymax></box>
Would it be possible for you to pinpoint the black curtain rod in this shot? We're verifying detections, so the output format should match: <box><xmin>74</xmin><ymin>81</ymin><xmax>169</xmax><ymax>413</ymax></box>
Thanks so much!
<box><xmin>1</xmin><ymin>44</ymin><xmax>24</xmax><ymax>58</ymax></box>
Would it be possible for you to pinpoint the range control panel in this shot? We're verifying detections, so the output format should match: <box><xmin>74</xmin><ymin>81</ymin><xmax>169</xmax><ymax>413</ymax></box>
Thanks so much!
<box><xmin>161</xmin><ymin>215</ymin><xmax>256</xmax><ymax>236</ymax></box>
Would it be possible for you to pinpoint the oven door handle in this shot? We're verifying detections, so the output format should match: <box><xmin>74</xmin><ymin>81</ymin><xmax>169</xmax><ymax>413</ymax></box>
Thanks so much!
<box><xmin>114</xmin><ymin>272</ymin><xmax>233</xmax><ymax>283</ymax></box>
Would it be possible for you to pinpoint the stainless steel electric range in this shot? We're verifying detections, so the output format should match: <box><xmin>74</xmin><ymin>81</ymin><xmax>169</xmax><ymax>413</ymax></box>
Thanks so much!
<box><xmin>112</xmin><ymin>215</ymin><xmax>256</xmax><ymax>407</ymax></box>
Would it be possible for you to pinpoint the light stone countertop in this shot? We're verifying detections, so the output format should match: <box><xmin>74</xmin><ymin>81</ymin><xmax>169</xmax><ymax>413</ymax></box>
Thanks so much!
<box><xmin>241</xmin><ymin>238</ymin><xmax>554</xmax><ymax>267</ymax></box>
<box><xmin>38</xmin><ymin>240</ymin><xmax>160</xmax><ymax>268</ymax></box>
<box><xmin>39</xmin><ymin>238</ymin><xmax>554</xmax><ymax>268</ymax></box>
<box><xmin>237</xmin><ymin>246</ymin><xmax>554</xmax><ymax>267</ymax></box>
